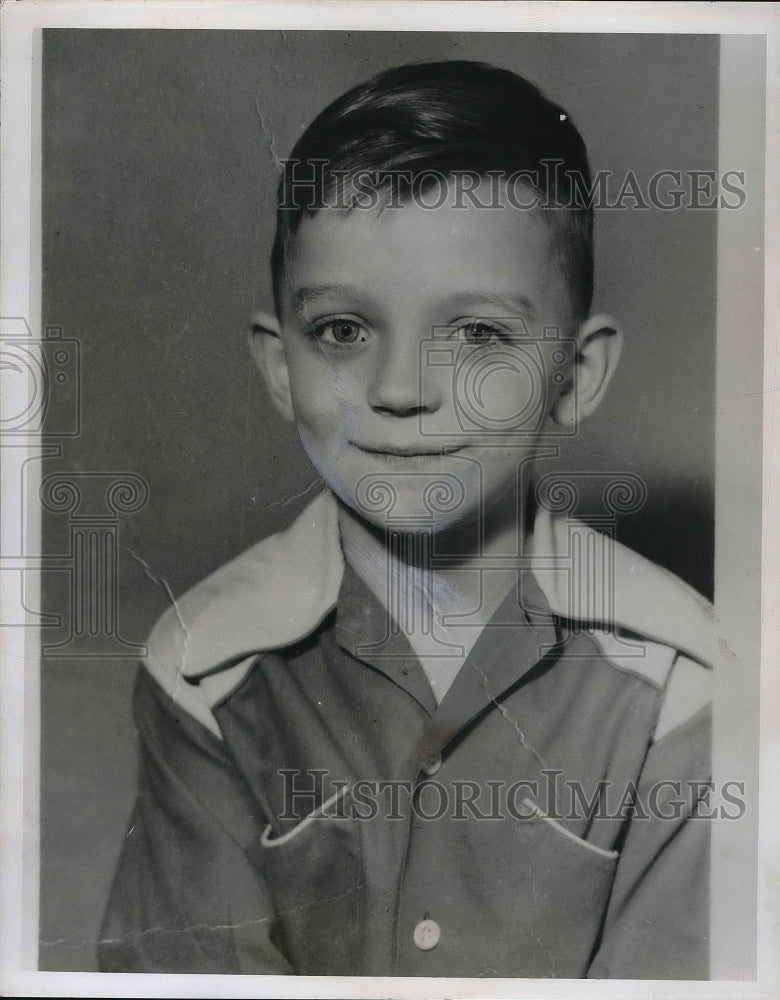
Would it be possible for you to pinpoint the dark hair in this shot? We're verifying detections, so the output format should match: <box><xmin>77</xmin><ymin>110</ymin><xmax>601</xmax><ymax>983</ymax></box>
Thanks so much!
<box><xmin>271</xmin><ymin>60</ymin><xmax>594</xmax><ymax>319</ymax></box>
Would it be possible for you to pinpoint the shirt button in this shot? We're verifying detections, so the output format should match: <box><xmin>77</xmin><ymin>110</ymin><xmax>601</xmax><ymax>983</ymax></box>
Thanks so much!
<box><xmin>413</xmin><ymin>918</ymin><xmax>441</xmax><ymax>951</ymax></box>
<box><xmin>420</xmin><ymin>750</ymin><xmax>442</xmax><ymax>776</ymax></box>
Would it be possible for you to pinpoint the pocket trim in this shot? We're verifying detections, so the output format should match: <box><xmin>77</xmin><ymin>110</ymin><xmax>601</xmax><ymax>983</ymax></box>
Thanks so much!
<box><xmin>260</xmin><ymin>785</ymin><xmax>350</xmax><ymax>848</ymax></box>
<box><xmin>521</xmin><ymin>798</ymin><xmax>618</xmax><ymax>861</ymax></box>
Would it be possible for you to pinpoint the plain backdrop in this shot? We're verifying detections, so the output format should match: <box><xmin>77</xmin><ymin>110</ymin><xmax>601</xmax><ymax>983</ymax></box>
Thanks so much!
<box><xmin>40</xmin><ymin>30</ymin><xmax>718</xmax><ymax>970</ymax></box>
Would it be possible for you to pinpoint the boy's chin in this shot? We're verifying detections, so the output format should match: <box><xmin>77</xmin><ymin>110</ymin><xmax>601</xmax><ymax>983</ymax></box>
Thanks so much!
<box><xmin>337</xmin><ymin>486</ymin><xmax>482</xmax><ymax>540</ymax></box>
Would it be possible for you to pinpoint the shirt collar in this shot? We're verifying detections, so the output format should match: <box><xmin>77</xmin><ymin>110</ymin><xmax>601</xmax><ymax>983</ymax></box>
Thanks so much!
<box><xmin>145</xmin><ymin>487</ymin><xmax>714</xmax><ymax>692</ymax></box>
<box><xmin>334</xmin><ymin>552</ymin><xmax>560</xmax><ymax>760</ymax></box>
<box><xmin>334</xmin><ymin>559</ymin><xmax>438</xmax><ymax>716</ymax></box>
<box><xmin>414</xmin><ymin>569</ymin><xmax>559</xmax><ymax>763</ymax></box>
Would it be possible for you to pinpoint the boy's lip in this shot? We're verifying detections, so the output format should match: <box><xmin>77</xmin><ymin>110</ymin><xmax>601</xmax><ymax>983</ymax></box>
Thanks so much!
<box><xmin>352</xmin><ymin>442</ymin><xmax>466</xmax><ymax>457</ymax></box>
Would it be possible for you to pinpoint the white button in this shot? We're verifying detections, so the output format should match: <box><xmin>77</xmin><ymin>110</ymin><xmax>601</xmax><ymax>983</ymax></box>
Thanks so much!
<box><xmin>413</xmin><ymin>918</ymin><xmax>441</xmax><ymax>951</ymax></box>
<box><xmin>420</xmin><ymin>751</ymin><xmax>442</xmax><ymax>776</ymax></box>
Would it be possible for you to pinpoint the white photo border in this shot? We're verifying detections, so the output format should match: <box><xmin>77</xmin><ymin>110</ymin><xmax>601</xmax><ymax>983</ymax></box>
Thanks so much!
<box><xmin>1</xmin><ymin>2</ymin><xmax>777</xmax><ymax>998</ymax></box>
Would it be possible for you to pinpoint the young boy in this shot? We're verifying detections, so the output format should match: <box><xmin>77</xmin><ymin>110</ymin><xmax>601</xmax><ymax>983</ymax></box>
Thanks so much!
<box><xmin>99</xmin><ymin>61</ymin><xmax>713</xmax><ymax>979</ymax></box>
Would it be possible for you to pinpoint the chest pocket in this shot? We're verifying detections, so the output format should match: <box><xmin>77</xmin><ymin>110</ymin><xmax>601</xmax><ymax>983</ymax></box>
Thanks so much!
<box><xmin>246</xmin><ymin>786</ymin><xmax>365</xmax><ymax>975</ymax></box>
<box><xmin>505</xmin><ymin>800</ymin><xmax>620</xmax><ymax>976</ymax></box>
<box><xmin>395</xmin><ymin>794</ymin><xmax>621</xmax><ymax>978</ymax></box>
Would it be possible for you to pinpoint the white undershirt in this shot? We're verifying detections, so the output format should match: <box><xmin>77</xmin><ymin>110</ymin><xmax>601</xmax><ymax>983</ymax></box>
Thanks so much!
<box><xmin>339</xmin><ymin>511</ymin><xmax>522</xmax><ymax>704</ymax></box>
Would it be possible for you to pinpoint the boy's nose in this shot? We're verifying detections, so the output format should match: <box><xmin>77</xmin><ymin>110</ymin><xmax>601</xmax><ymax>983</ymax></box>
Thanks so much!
<box><xmin>367</xmin><ymin>337</ymin><xmax>441</xmax><ymax>416</ymax></box>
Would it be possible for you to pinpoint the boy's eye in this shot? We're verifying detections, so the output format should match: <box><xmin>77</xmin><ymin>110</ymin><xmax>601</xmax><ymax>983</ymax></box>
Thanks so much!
<box><xmin>456</xmin><ymin>321</ymin><xmax>502</xmax><ymax>345</ymax></box>
<box><xmin>312</xmin><ymin>319</ymin><xmax>368</xmax><ymax>346</ymax></box>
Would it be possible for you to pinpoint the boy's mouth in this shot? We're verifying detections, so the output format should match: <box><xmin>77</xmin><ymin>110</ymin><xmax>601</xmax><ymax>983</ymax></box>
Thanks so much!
<box><xmin>352</xmin><ymin>443</ymin><xmax>465</xmax><ymax>458</ymax></box>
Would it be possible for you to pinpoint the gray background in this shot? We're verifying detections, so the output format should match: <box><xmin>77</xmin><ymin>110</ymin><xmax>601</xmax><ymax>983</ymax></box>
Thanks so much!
<box><xmin>40</xmin><ymin>30</ymin><xmax>718</xmax><ymax>971</ymax></box>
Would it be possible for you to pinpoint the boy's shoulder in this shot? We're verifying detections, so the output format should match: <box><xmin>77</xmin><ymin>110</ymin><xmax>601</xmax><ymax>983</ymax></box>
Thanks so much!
<box><xmin>143</xmin><ymin>490</ymin><xmax>715</xmax><ymax>741</ymax></box>
<box><xmin>528</xmin><ymin>505</ymin><xmax>714</xmax><ymax>742</ymax></box>
<box><xmin>144</xmin><ymin>489</ymin><xmax>345</xmax><ymax>736</ymax></box>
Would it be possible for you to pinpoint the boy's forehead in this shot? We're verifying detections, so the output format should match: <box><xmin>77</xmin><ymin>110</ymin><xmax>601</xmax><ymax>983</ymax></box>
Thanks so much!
<box><xmin>280</xmin><ymin>191</ymin><xmax>570</xmax><ymax>319</ymax></box>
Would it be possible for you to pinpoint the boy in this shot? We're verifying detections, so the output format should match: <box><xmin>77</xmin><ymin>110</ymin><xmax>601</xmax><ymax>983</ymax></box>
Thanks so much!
<box><xmin>99</xmin><ymin>61</ymin><xmax>713</xmax><ymax>979</ymax></box>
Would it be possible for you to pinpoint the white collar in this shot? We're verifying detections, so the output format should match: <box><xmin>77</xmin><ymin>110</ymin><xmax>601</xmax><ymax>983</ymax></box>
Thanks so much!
<box><xmin>146</xmin><ymin>488</ymin><xmax>715</xmax><ymax>689</ymax></box>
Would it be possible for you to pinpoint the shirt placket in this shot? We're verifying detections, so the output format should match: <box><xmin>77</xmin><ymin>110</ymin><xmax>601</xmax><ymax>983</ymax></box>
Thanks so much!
<box><xmin>335</xmin><ymin>561</ymin><xmax>562</xmax><ymax>972</ymax></box>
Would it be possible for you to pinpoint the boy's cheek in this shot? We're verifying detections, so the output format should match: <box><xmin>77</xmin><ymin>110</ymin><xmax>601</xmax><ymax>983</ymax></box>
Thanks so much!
<box><xmin>460</xmin><ymin>366</ymin><xmax>544</xmax><ymax>429</ymax></box>
<box><xmin>287</xmin><ymin>357</ymin><xmax>367</xmax><ymax>433</ymax></box>
<box><xmin>289</xmin><ymin>394</ymin><xmax>358</xmax><ymax>464</ymax></box>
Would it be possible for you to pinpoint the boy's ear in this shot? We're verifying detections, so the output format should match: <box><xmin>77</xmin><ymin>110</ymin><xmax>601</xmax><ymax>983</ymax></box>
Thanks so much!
<box><xmin>248</xmin><ymin>310</ymin><xmax>295</xmax><ymax>422</ymax></box>
<box><xmin>549</xmin><ymin>313</ymin><xmax>623</xmax><ymax>427</ymax></box>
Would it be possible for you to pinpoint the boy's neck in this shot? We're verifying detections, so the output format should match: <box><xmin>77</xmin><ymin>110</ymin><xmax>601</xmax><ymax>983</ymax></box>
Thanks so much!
<box><xmin>337</xmin><ymin>489</ymin><xmax>531</xmax><ymax>703</ymax></box>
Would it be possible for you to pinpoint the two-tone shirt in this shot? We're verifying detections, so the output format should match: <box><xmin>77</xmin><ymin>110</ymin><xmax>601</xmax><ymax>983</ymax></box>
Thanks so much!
<box><xmin>98</xmin><ymin>489</ymin><xmax>714</xmax><ymax>978</ymax></box>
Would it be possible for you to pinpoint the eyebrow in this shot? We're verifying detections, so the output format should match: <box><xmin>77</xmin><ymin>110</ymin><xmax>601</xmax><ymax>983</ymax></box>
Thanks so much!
<box><xmin>292</xmin><ymin>284</ymin><xmax>370</xmax><ymax>312</ymax></box>
<box><xmin>445</xmin><ymin>292</ymin><xmax>537</xmax><ymax>322</ymax></box>
<box><xmin>291</xmin><ymin>285</ymin><xmax>537</xmax><ymax>321</ymax></box>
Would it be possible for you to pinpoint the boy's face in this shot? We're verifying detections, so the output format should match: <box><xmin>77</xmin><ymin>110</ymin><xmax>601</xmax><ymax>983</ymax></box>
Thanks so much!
<box><xmin>260</xmin><ymin>184</ymin><xmax>607</xmax><ymax>535</ymax></box>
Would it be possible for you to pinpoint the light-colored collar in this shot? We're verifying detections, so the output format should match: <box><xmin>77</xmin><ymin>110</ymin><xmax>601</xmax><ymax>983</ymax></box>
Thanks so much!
<box><xmin>147</xmin><ymin>489</ymin><xmax>344</xmax><ymax>686</ymax></box>
<box><xmin>147</xmin><ymin>488</ymin><xmax>715</xmax><ymax>688</ymax></box>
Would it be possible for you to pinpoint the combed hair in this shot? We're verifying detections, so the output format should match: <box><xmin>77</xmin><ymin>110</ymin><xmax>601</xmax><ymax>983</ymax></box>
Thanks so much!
<box><xmin>271</xmin><ymin>60</ymin><xmax>594</xmax><ymax>319</ymax></box>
